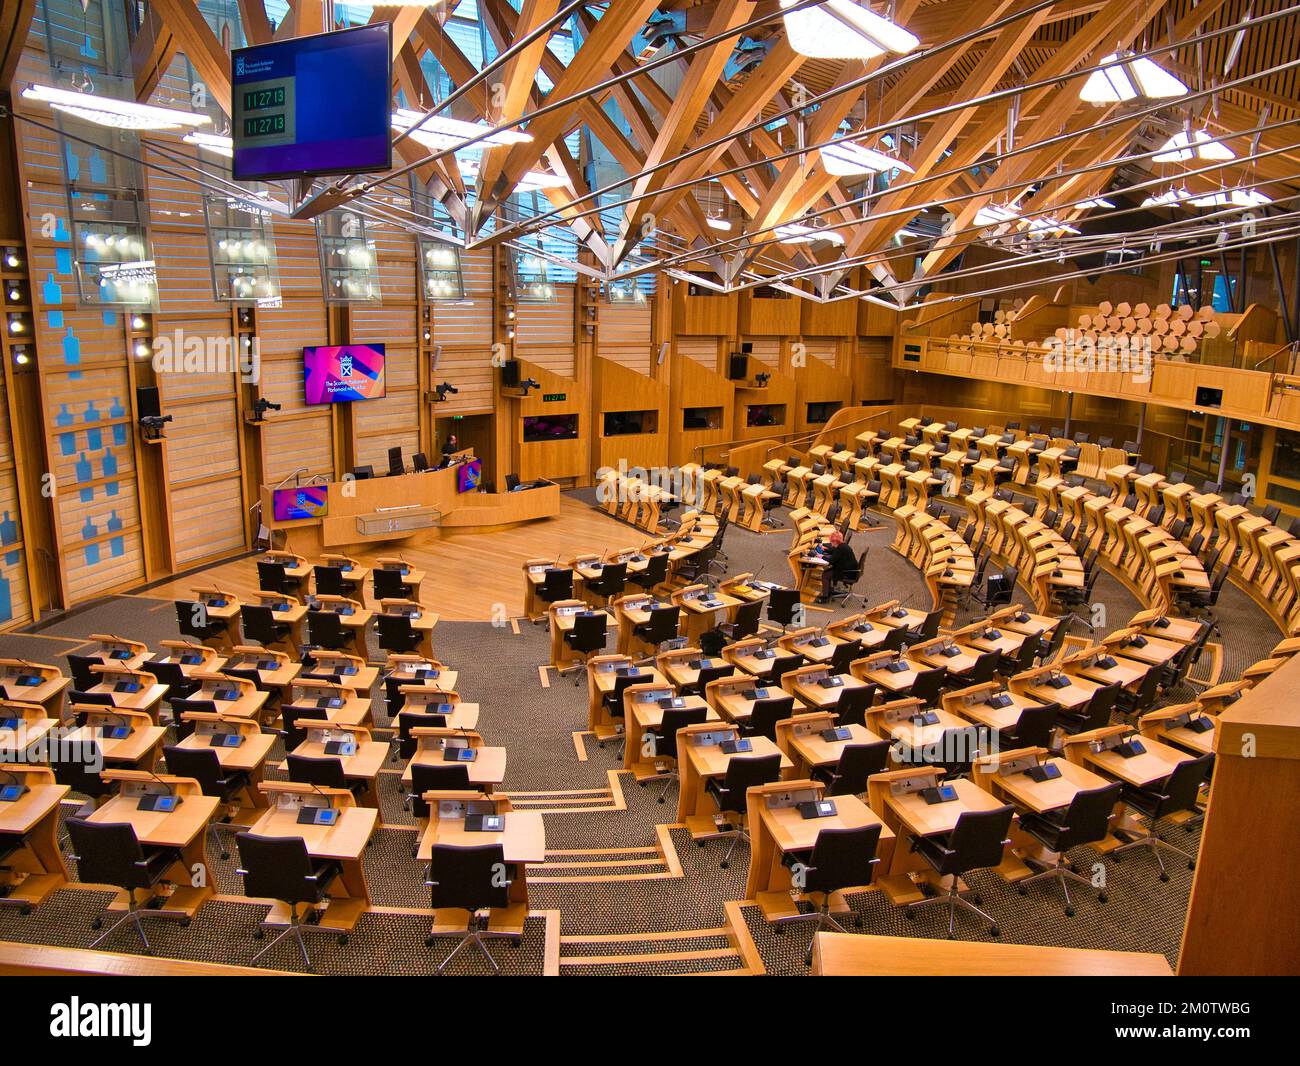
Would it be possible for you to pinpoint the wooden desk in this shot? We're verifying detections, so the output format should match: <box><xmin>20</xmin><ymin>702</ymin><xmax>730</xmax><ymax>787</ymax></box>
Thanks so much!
<box><xmin>174</xmin><ymin>714</ymin><xmax>275</xmax><ymax>810</ymax></box>
<box><xmin>548</xmin><ymin>602</ymin><xmax>614</xmax><ymax>671</ymax></box>
<box><xmin>0</xmin><ymin>703</ymin><xmax>59</xmax><ymax>762</ymax></box>
<box><xmin>402</xmin><ymin>731</ymin><xmax>508</xmax><ymax>792</ymax></box>
<box><xmin>0</xmin><ymin>662</ymin><xmax>70</xmax><ymax>717</ymax></box>
<box><xmin>1077</xmin><ymin>731</ymin><xmax>1196</xmax><ymax>788</ymax></box>
<box><xmin>291</xmin><ymin>723</ymin><xmax>388</xmax><ymax>808</ymax></box>
<box><xmin>779</xmin><ymin>715</ymin><xmax>886</xmax><ymax>778</ymax></box>
<box><xmin>624</xmin><ymin>687</ymin><xmax>713</xmax><ymax>778</ymax></box>
<box><xmin>676</xmin><ymin>726</ymin><xmax>792</xmax><ymax>836</ymax></box>
<box><xmin>0</xmin><ymin>767</ymin><xmax>70</xmax><ymax>908</ymax></box>
<box><xmin>65</xmin><ymin>710</ymin><xmax>166</xmax><ymax>770</ymax></box>
<box><xmin>811</xmin><ymin>932</ymin><xmax>1172</xmax><ymax>976</ymax></box>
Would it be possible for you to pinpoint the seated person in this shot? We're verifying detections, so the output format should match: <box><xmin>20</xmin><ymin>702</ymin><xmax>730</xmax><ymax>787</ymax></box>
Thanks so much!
<box><xmin>815</xmin><ymin>529</ymin><xmax>859</xmax><ymax>602</ymax></box>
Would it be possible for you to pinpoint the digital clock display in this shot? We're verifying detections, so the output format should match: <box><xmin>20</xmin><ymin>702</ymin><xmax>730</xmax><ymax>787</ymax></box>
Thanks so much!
<box><xmin>243</xmin><ymin>114</ymin><xmax>287</xmax><ymax>138</ymax></box>
<box><xmin>242</xmin><ymin>86</ymin><xmax>286</xmax><ymax>112</ymax></box>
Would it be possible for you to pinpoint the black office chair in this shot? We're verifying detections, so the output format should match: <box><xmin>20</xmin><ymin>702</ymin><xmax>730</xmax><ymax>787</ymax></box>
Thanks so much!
<box><xmin>561</xmin><ymin>612</ymin><xmax>607</xmax><ymax>683</ymax></box>
<box><xmin>406</xmin><ymin>762</ymin><xmax>473</xmax><ymax>826</ymax></box>
<box><xmin>257</xmin><ymin>560</ymin><xmax>294</xmax><ymax>595</ymax></box>
<box><xmin>640</xmin><ymin>705</ymin><xmax>709</xmax><ymax>803</ymax></box>
<box><xmin>632</xmin><ymin>605</ymin><xmax>681</xmax><ymax>659</ymax></box>
<box><xmin>1173</xmin><ymin>564</ymin><xmax>1229</xmax><ymax>635</ymax></box>
<box><xmin>373</xmin><ymin>567</ymin><xmax>415</xmax><ymax>601</ymax></box>
<box><xmin>313</xmin><ymin>565</ymin><xmax>357</xmax><ymax>598</ymax></box>
<box><xmin>235</xmin><ymin>832</ymin><xmax>343</xmax><ymax>971</ymax></box>
<box><xmin>704</xmin><ymin>753</ymin><xmax>782</xmax><ymax>868</ymax></box>
<box><xmin>827</xmin><ymin>548</ymin><xmax>871</xmax><ymax>608</ymax></box>
<box><xmin>827</xmin><ymin>639</ymin><xmax>864</xmax><ymax>676</ymax></box>
<box><xmin>352</xmin><ymin>465</ymin><xmax>374</xmax><ymax>480</ymax></box>
<box><xmin>905</xmin><ymin>805</ymin><xmax>1015</xmax><ymax>938</ymax></box>
<box><xmin>306</xmin><ymin>609</ymin><xmax>352</xmax><ymax>652</ymax></box>
<box><xmin>745</xmin><ymin>695</ymin><xmax>796</xmax><ymax>742</ymax></box>
<box><xmin>535</xmin><ymin>567</ymin><xmax>574</xmax><ymax>610</ymax></box>
<box><xmin>628</xmin><ymin>552</ymin><xmax>670</xmax><ymax>593</ymax></box>
<box><xmin>1037</xmin><ymin>618</ymin><xmax>1072</xmax><ymax>665</ymax></box>
<box><xmin>241</xmin><ymin>604</ymin><xmax>293</xmax><ymax>648</ymax></box>
<box><xmin>971</xmin><ymin>566</ymin><xmax>1017</xmax><ymax>610</ymax></box>
<box><xmin>175</xmin><ymin>600</ymin><xmax>228</xmax><ymax>644</ymax></box>
<box><xmin>1057</xmin><ymin>681</ymin><xmax>1121</xmax><ymax>735</ymax></box>
<box><xmin>680</xmin><ymin>662</ymin><xmax>735</xmax><ymax>699</ymax></box>
<box><xmin>387</xmin><ymin>446</ymin><xmax>405</xmax><ymax>477</ymax></box>
<box><xmin>1116</xmin><ymin>666</ymin><xmax>1161</xmax><ymax>720</ymax></box>
<box><xmin>1112</xmin><ymin>753</ymin><xmax>1212</xmax><ymax>881</ymax></box>
<box><xmin>767</xmin><ymin>652</ymin><xmax>805</xmax><ymax>688</ymax></box>
<box><xmin>505</xmin><ymin>473</ymin><xmax>521</xmax><ymax>492</ymax></box>
<box><xmin>286</xmin><ymin>753</ymin><xmax>366</xmax><ymax>802</ymax></box>
<box><xmin>999</xmin><ymin>700</ymin><xmax>1059</xmax><ymax>749</ymax></box>
<box><xmin>585</xmin><ymin>562</ymin><xmax>627</xmax><ymax>606</ymax></box>
<box><xmin>412</xmin><ymin>452</ymin><xmax>430</xmax><ymax>473</ymax></box>
<box><xmin>717</xmin><ymin>598</ymin><xmax>763</xmax><ymax>644</ymax></box>
<box><xmin>906</xmin><ymin>610</ymin><xmax>942</xmax><ymax>647</ymax></box>
<box><xmin>766</xmin><ymin>587</ymin><xmax>803</xmax><ymax>631</ymax></box>
<box><xmin>377</xmin><ymin>614</ymin><xmax>423</xmax><ymax>656</ymax></box>
<box><xmin>425</xmin><ymin>843</ymin><xmax>516</xmax><ymax>973</ymax></box>
<box><xmin>163</xmin><ymin>745</ymin><xmax>249</xmax><ymax>860</ymax></box>
<box><xmin>811</xmin><ymin>741</ymin><xmax>891</xmax><ymax>796</ymax></box>
<box><xmin>957</xmin><ymin>651</ymin><xmax>1000</xmax><ymax>687</ymax></box>
<box><xmin>66</xmin><ymin>818</ymin><xmax>182</xmax><ymax>954</ymax></box>
<box><xmin>784</xmin><ymin>824</ymin><xmax>883</xmax><ymax>964</ymax></box>
<box><xmin>763</xmin><ymin>480</ymin><xmax>786</xmax><ymax>528</ymax></box>
<box><xmin>50</xmin><ymin>742</ymin><xmax>114</xmax><ymax>834</ymax></box>
<box><xmin>902</xmin><ymin>666</ymin><xmax>948</xmax><ymax>707</ymax></box>
<box><xmin>832</xmin><ymin>683</ymin><xmax>877</xmax><ymax>727</ymax></box>
<box><xmin>67</xmin><ymin>653</ymin><xmax>102</xmax><ymax>691</ymax></box>
<box><xmin>1017</xmin><ymin>782</ymin><xmax>1123</xmax><ymax>915</ymax></box>
<box><xmin>389</xmin><ymin>709</ymin><xmax>449</xmax><ymax>767</ymax></box>
<box><xmin>141</xmin><ymin>659</ymin><xmax>200</xmax><ymax>707</ymax></box>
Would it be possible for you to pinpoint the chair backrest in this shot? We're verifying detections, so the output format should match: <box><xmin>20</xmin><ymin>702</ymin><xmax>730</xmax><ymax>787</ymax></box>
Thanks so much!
<box><xmin>833</xmin><ymin>683</ymin><xmax>877</xmax><ymax>726</ymax></box>
<box><xmin>428</xmin><ymin>843</ymin><xmax>510</xmax><ymax>912</ymax></box>
<box><xmin>388</xmin><ymin>446</ymin><xmax>405</xmax><ymax>476</ymax></box>
<box><xmin>1010</xmin><ymin>701</ymin><xmax>1058</xmax><ymax>748</ymax></box>
<box><xmin>68</xmin><ymin>689</ymin><xmax>113</xmax><ymax>706</ymax></box>
<box><xmin>916</xmin><ymin>610</ymin><xmax>942</xmax><ymax>642</ymax></box>
<box><xmin>643</xmin><ymin>605</ymin><xmax>681</xmax><ymax>643</ymax></box>
<box><xmin>829</xmin><ymin>639</ymin><xmax>863</xmax><ymax>675</ymax></box>
<box><xmin>827</xmin><ymin>741</ymin><xmax>891</xmax><ymax>794</ymax></box>
<box><xmin>257</xmin><ymin>560</ymin><xmax>289</xmax><ymax>594</ymax></box>
<box><xmin>278</xmin><ymin>703</ymin><xmax>312</xmax><ymax>750</ymax></box>
<box><xmin>50</xmin><ymin>741</ymin><xmax>111</xmax><ymax>798</ymax></box>
<box><xmin>66</xmin><ymin>818</ymin><xmax>151</xmax><ymax>891</ymax></box>
<box><xmin>570</xmin><ymin>611</ymin><xmax>608</xmax><ymax>651</ymax></box>
<box><xmin>67</xmin><ymin>653</ymin><xmax>102</xmax><ymax>691</ymax></box>
<box><xmin>651</xmin><ymin>705</ymin><xmax>709</xmax><ymax>760</ymax></box>
<box><xmin>306</xmin><ymin>609</ymin><xmax>350</xmax><ymax>652</ymax></box>
<box><xmin>505</xmin><ymin>473</ymin><xmax>521</xmax><ymax>491</ymax></box>
<box><xmin>240</xmin><ymin>604</ymin><xmax>280</xmax><ymax>646</ymax></box>
<box><xmin>373</xmin><ymin>568</ymin><xmax>411</xmax><ymax>600</ymax></box>
<box><xmin>594</xmin><ymin>562</ymin><xmax>627</xmax><ymax>597</ymax></box>
<box><xmin>749</xmin><ymin>695</ymin><xmax>795</xmax><ymax>741</ymax></box>
<box><xmin>640</xmin><ymin>553</ymin><xmax>670</xmax><ymax>585</ymax></box>
<box><xmin>908</xmin><ymin>667</ymin><xmax>947</xmax><ymax>706</ymax></box>
<box><xmin>964</xmin><ymin>651</ymin><xmax>1000</xmax><ymax>686</ymax></box>
<box><xmin>804</xmin><ymin>824</ymin><xmax>883</xmax><ymax>893</ymax></box>
<box><xmin>286</xmin><ymin>753</ymin><xmax>348</xmax><ymax>790</ymax></box>
<box><xmin>1155</xmin><ymin>754</ymin><xmax>1213</xmax><ymax>815</ymax></box>
<box><xmin>377</xmin><ymin>613</ymin><xmax>420</xmax><ymax>653</ymax></box>
<box><xmin>409</xmin><ymin>761</ymin><xmax>472</xmax><ymax>819</ymax></box>
<box><xmin>162</xmin><ymin>744</ymin><xmax>225</xmax><ymax>794</ymax></box>
<box><xmin>729</xmin><ymin>598</ymin><xmax>763</xmax><ymax>640</ymax></box>
<box><xmin>412</xmin><ymin>452</ymin><xmax>430</xmax><ymax>472</ymax></box>
<box><xmin>718</xmin><ymin>752</ymin><xmax>782</xmax><ymax>802</ymax></box>
<box><xmin>696</xmin><ymin>663</ymin><xmax>734</xmax><ymax>690</ymax></box>
<box><xmin>1054</xmin><ymin>782</ymin><xmax>1123</xmax><ymax>850</ymax></box>
<box><xmin>539</xmin><ymin>567</ymin><xmax>575</xmax><ymax>599</ymax></box>
<box><xmin>175</xmin><ymin>600</ymin><xmax>218</xmax><ymax>640</ymax></box>
<box><xmin>943</xmin><ymin>805</ymin><xmax>1015</xmax><ymax>874</ymax></box>
<box><xmin>313</xmin><ymin>565</ymin><xmax>347</xmax><ymax>596</ymax></box>
<box><xmin>235</xmin><ymin>832</ymin><xmax>322</xmax><ymax>904</ymax></box>
<box><xmin>768</xmin><ymin>652</ymin><xmax>805</xmax><ymax>686</ymax></box>
<box><xmin>1040</xmin><ymin>619</ymin><xmax>1070</xmax><ymax>663</ymax></box>
<box><xmin>767</xmin><ymin>588</ymin><xmax>802</xmax><ymax>626</ymax></box>
<box><xmin>1077</xmin><ymin>681</ymin><xmax>1121</xmax><ymax>731</ymax></box>
<box><xmin>395</xmin><ymin>709</ymin><xmax>448</xmax><ymax>757</ymax></box>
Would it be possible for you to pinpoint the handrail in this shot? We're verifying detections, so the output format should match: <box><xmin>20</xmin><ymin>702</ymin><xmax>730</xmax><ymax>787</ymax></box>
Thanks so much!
<box><xmin>761</xmin><ymin>408</ymin><xmax>897</xmax><ymax>461</ymax></box>
<box><xmin>691</xmin><ymin>407</ymin><xmax>897</xmax><ymax>465</ymax></box>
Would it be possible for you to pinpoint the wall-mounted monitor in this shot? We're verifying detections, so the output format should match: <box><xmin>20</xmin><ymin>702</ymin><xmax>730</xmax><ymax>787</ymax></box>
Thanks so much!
<box><xmin>232</xmin><ymin>24</ymin><xmax>393</xmax><ymax>181</ymax></box>
<box><xmin>456</xmin><ymin>458</ymin><xmax>483</xmax><ymax>494</ymax></box>
<box><xmin>1194</xmin><ymin>386</ymin><xmax>1224</xmax><ymax>408</ymax></box>
<box><xmin>272</xmin><ymin>485</ymin><xmax>328</xmax><ymax>521</ymax></box>
<box><xmin>304</xmin><ymin>344</ymin><xmax>386</xmax><ymax>404</ymax></box>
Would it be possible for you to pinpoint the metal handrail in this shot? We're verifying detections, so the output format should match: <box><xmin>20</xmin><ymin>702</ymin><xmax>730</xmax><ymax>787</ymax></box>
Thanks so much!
<box><xmin>691</xmin><ymin>407</ymin><xmax>896</xmax><ymax>466</ymax></box>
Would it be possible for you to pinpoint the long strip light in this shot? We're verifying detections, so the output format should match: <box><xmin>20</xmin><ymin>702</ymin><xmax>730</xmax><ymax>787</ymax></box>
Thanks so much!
<box><xmin>1141</xmin><ymin>187</ymin><xmax>1192</xmax><ymax>208</ymax></box>
<box><xmin>1190</xmin><ymin>188</ymin><xmax>1271</xmax><ymax>208</ymax></box>
<box><xmin>22</xmin><ymin>83</ymin><xmax>211</xmax><ymax>130</ymax></box>
<box><xmin>1153</xmin><ymin>129</ymin><xmax>1235</xmax><ymax>163</ymax></box>
<box><xmin>774</xmin><ymin>222</ymin><xmax>846</xmax><ymax>245</ymax></box>
<box><xmin>1079</xmin><ymin>52</ymin><xmax>1188</xmax><ymax>103</ymax></box>
<box><xmin>1076</xmin><ymin>197</ymin><xmax>1116</xmax><ymax>209</ymax></box>
<box><xmin>973</xmin><ymin>203</ymin><xmax>1020</xmax><ymax>227</ymax></box>
<box><xmin>457</xmin><ymin>158</ymin><xmax>565</xmax><ymax>192</ymax></box>
<box><xmin>780</xmin><ymin>0</ymin><xmax>919</xmax><ymax>60</ymax></box>
<box><xmin>182</xmin><ymin>131</ymin><xmax>233</xmax><ymax>157</ymax></box>
<box><xmin>391</xmin><ymin>109</ymin><xmax>532</xmax><ymax>151</ymax></box>
<box><xmin>819</xmin><ymin>140</ymin><xmax>915</xmax><ymax>176</ymax></box>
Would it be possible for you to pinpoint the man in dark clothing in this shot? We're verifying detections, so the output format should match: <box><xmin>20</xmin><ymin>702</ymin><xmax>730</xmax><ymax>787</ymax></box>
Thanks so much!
<box><xmin>817</xmin><ymin>529</ymin><xmax>859</xmax><ymax>602</ymax></box>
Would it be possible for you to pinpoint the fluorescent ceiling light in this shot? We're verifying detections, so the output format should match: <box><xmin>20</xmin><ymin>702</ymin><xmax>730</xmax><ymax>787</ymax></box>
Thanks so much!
<box><xmin>1024</xmin><ymin>216</ymin><xmax>1080</xmax><ymax>236</ymax></box>
<box><xmin>1076</xmin><ymin>197</ymin><xmax>1115</xmax><ymax>209</ymax></box>
<box><xmin>391</xmin><ymin>109</ymin><xmax>531</xmax><ymax>151</ymax></box>
<box><xmin>182</xmin><ymin>131</ymin><xmax>233</xmax><ymax>157</ymax></box>
<box><xmin>22</xmin><ymin>83</ymin><xmax>211</xmax><ymax>130</ymax></box>
<box><xmin>820</xmin><ymin>140</ymin><xmax>915</xmax><ymax>177</ymax></box>
<box><xmin>1080</xmin><ymin>53</ymin><xmax>1188</xmax><ymax>103</ymax></box>
<box><xmin>774</xmin><ymin>222</ymin><xmax>846</xmax><ymax>245</ymax></box>
<box><xmin>973</xmin><ymin>203</ymin><xmax>1020</xmax><ymax>227</ymax></box>
<box><xmin>706</xmin><ymin>217</ymin><xmax>733</xmax><ymax>232</ymax></box>
<box><xmin>1153</xmin><ymin>129</ymin><xmax>1234</xmax><ymax>163</ymax></box>
<box><xmin>1189</xmin><ymin>188</ymin><xmax>1271</xmax><ymax>208</ymax></box>
<box><xmin>1141</xmin><ymin>187</ymin><xmax>1191</xmax><ymax>208</ymax></box>
<box><xmin>780</xmin><ymin>0</ymin><xmax>919</xmax><ymax>61</ymax></box>
<box><xmin>457</xmin><ymin>158</ymin><xmax>564</xmax><ymax>192</ymax></box>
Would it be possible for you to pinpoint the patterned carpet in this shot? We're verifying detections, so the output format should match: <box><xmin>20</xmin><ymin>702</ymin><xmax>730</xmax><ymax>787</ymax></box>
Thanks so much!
<box><xmin>0</xmin><ymin>487</ymin><xmax>1273</xmax><ymax>974</ymax></box>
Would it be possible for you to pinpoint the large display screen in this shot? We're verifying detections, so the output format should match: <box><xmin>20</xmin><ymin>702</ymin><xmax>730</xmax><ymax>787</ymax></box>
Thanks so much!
<box><xmin>457</xmin><ymin>459</ymin><xmax>483</xmax><ymax>494</ymax></box>
<box><xmin>304</xmin><ymin>344</ymin><xmax>386</xmax><ymax>404</ymax></box>
<box><xmin>272</xmin><ymin>485</ymin><xmax>328</xmax><ymax>521</ymax></box>
<box><xmin>231</xmin><ymin>24</ymin><xmax>393</xmax><ymax>181</ymax></box>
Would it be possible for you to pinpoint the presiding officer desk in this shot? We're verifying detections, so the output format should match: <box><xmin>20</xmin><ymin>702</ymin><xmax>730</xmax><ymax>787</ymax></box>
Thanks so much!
<box><xmin>262</xmin><ymin>453</ymin><xmax>560</xmax><ymax>553</ymax></box>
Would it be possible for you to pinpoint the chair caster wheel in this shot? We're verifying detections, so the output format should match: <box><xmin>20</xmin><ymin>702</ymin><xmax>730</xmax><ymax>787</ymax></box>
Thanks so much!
<box><xmin>989</xmin><ymin>926</ymin><xmax>1000</xmax><ymax>938</ymax></box>
<box><xmin>905</xmin><ymin>910</ymin><xmax>915</xmax><ymax>921</ymax></box>
<box><xmin>411</xmin><ymin>848</ymin><xmax>418</xmax><ymax>858</ymax></box>
<box><xmin>1187</xmin><ymin>860</ymin><xmax>1196</xmax><ymax>871</ymax></box>
<box><xmin>254</xmin><ymin>928</ymin><xmax>265</xmax><ymax>940</ymax></box>
<box><xmin>854</xmin><ymin>916</ymin><xmax>862</xmax><ymax>928</ymax></box>
<box><xmin>425</xmin><ymin>936</ymin><xmax>435</xmax><ymax>947</ymax></box>
<box><xmin>91</xmin><ymin>918</ymin><xmax>103</xmax><ymax>930</ymax></box>
<box><xmin>720</xmin><ymin>861</ymin><xmax>729</xmax><ymax>870</ymax></box>
<box><xmin>1110</xmin><ymin>853</ymin><xmax>1121</xmax><ymax>863</ymax></box>
<box><xmin>1017</xmin><ymin>884</ymin><xmax>1027</xmax><ymax>896</ymax></box>
<box><xmin>638</xmin><ymin>782</ymin><xmax>645</xmax><ymax>788</ymax></box>
<box><xmin>1159</xmin><ymin>872</ymin><xmax>1170</xmax><ymax>883</ymax></box>
<box><xmin>20</xmin><ymin>905</ymin><xmax>31</xmax><ymax>916</ymax></box>
<box><xmin>773</xmin><ymin>925</ymin><xmax>784</xmax><ymax>935</ymax></box>
<box><xmin>221</xmin><ymin>852</ymin><xmax>230</xmax><ymax>861</ymax></box>
<box><xmin>143</xmin><ymin>949</ymin><xmax>154</xmax><ymax>957</ymax></box>
<box><xmin>697</xmin><ymin>841</ymin><xmax>704</xmax><ymax>848</ymax></box>
<box><xmin>972</xmin><ymin>895</ymin><xmax>982</xmax><ymax>906</ymax></box>
<box><xmin>945</xmin><ymin>931</ymin><xmax>955</xmax><ymax>939</ymax></box>
<box><xmin>657</xmin><ymin>797</ymin><xmax>665</xmax><ymax>804</ymax></box>
<box><xmin>1098</xmin><ymin>893</ymin><xmax>1108</xmax><ymax>904</ymax></box>
<box><xmin>1064</xmin><ymin>906</ymin><xmax>1074</xmax><ymax>918</ymax></box>
<box><xmin>180</xmin><ymin>918</ymin><xmax>191</xmax><ymax>928</ymax></box>
<box><xmin>337</xmin><ymin>935</ymin><xmax>348</xmax><ymax>946</ymax></box>
<box><xmin>512</xmin><ymin>938</ymin><xmax>522</xmax><ymax>948</ymax></box>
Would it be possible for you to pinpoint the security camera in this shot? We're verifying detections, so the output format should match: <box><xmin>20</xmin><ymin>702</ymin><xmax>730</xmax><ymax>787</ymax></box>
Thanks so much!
<box><xmin>433</xmin><ymin>381</ymin><xmax>460</xmax><ymax>402</ymax></box>
<box><xmin>253</xmin><ymin>397</ymin><xmax>281</xmax><ymax>421</ymax></box>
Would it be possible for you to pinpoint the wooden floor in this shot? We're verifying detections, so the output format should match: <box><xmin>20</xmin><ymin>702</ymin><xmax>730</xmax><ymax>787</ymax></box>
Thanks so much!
<box><xmin>143</xmin><ymin>495</ymin><xmax>639</xmax><ymax>621</ymax></box>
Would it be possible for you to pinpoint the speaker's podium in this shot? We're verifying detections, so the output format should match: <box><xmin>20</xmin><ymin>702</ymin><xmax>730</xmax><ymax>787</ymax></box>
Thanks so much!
<box><xmin>262</xmin><ymin>451</ymin><xmax>560</xmax><ymax>552</ymax></box>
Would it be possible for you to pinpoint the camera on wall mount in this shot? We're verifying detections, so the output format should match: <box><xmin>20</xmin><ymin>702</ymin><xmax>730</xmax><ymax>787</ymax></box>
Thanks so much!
<box><xmin>252</xmin><ymin>397</ymin><xmax>281</xmax><ymax>422</ymax></box>
<box><xmin>433</xmin><ymin>381</ymin><xmax>460</xmax><ymax>402</ymax></box>
<box><xmin>139</xmin><ymin>414</ymin><xmax>172</xmax><ymax>441</ymax></box>
<box><xmin>518</xmin><ymin>377</ymin><xmax>541</xmax><ymax>396</ymax></box>
<box><xmin>754</xmin><ymin>371</ymin><xmax>771</xmax><ymax>387</ymax></box>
